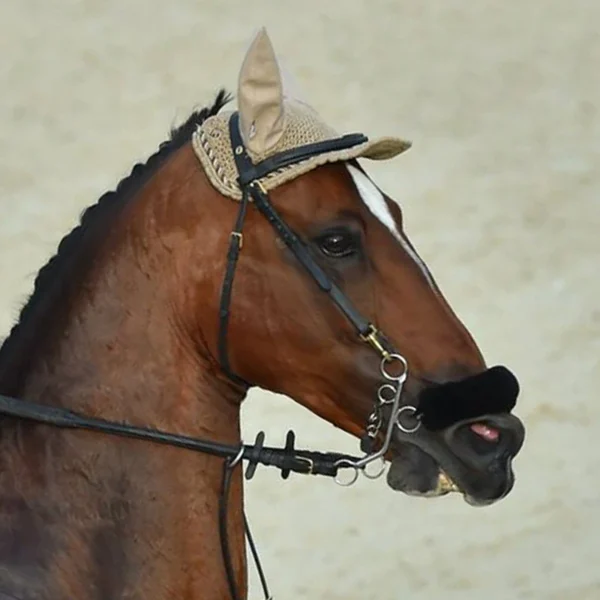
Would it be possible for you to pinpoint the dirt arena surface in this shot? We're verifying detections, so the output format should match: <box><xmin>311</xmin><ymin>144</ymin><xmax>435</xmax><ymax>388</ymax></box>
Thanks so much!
<box><xmin>1</xmin><ymin>1</ymin><xmax>598</xmax><ymax>598</ymax></box>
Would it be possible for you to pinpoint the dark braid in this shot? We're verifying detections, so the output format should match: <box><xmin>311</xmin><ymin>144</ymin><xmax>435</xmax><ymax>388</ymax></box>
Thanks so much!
<box><xmin>0</xmin><ymin>90</ymin><xmax>231</xmax><ymax>366</ymax></box>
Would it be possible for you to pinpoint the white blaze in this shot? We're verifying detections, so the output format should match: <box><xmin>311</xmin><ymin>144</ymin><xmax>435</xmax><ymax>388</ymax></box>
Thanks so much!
<box><xmin>346</xmin><ymin>164</ymin><xmax>436</xmax><ymax>289</ymax></box>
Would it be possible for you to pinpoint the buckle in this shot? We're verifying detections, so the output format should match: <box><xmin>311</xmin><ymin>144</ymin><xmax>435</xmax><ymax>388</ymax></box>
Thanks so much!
<box><xmin>360</xmin><ymin>325</ymin><xmax>391</xmax><ymax>360</ymax></box>
<box><xmin>230</xmin><ymin>231</ymin><xmax>243</xmax><ymax>249</ymax></box>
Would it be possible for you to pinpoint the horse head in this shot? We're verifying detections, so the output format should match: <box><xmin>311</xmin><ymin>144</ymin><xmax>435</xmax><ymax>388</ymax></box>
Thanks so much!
<box><xmin>187</xmin><ymin>29</ymin><xmax>525</xmax><ymax>506</ymax></box>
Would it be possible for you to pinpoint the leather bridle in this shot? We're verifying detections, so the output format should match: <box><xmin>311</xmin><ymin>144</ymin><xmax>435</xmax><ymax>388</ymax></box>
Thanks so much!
<box><xmin>218</xmin><ymin>114</ymin><xmax>397</xmax><ymax>383</ymax></box>
<box><xmin>214</xmin><ymin>113</ymin><xmax>419</xmax><ymax>599</ymax></box>
<box><xmin>218</xmin><ymin>111</ymin><xmax>419</xmax><ymax>463</ymax></box>
<box><xmin>0</xmin><ymin>113</ymin><xmax>518</xmax><ymax>600</ymax></box>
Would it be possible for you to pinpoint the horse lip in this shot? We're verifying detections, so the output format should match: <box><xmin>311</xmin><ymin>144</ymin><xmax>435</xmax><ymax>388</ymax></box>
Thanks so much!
<box><xmin>386</xmin><ymin>449</ymin><xmax>463</xmax><ymax>498</ymax></box>
<box><xmin>436</xmin><ymin>447</ymin><xmax>517</xmax><ymax>506</ymax></box>
<box><xmin>386</xmin><ymin>438</ymin><xmax>464</xmax><ymax>498</ymax></box>
<box><xmin>387</xmin><ymin>434</ymin><xmax>515</xmax><ymax>504</ymax></box>
<box><xmin>463</xmin><ymin>460</ymin><xmax>516</xmax><ymax>506</ymax></box>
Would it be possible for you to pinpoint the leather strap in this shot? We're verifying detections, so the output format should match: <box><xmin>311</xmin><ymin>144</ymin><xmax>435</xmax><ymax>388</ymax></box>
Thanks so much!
<box><xmin>220</xmin><ymin>112</ymin><xmax>392</xmax><ymax>378</ymax></box>
<box><xmin>248</xmin><ymin>184</ymin><xmax>373</xmax><ymax>337</ymax></box>
<box><xmin>0</xmin><ymin>390</ymin><xmax>352</xmax><ymax>600</ymax></box>
<box><xmin>236</xmin><ymin>133</ymin><xmax>368</xmax><ymax>187</ymax></box>
<box><xmin>225</xmin><ymin>112</ymin><xmax>386</xmax><ymax>356</ymax></box>
<box><xmin>218</xmin><ymin>187</ymin><xmax>251</xmax><ymax>388</ymax></box>
<box><xmin>0</xmin><ymin>392</ymin><xmax>356</xmax><ymax>478</ymax></box>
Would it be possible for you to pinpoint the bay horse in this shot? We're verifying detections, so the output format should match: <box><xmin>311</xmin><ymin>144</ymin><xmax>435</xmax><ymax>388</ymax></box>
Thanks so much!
<box><xmin>0</xmin><ymin>30</ymin><xmax>524</xmax><ymax>600</ymax></box>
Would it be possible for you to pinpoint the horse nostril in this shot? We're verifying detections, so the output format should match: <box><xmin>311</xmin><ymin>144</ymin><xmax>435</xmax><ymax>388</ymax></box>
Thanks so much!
<box><xmin>470</xmin><ymin>422</ymin><xmax>500</xmax><ymax>442</ymax></box>
<box><xmin>453</xmin><ymin>421</ymin><xmax>515</xmax><ymax>460</ymax></box>
<box><xmin>465</xmin><ymin>425</ymin><xmax>502</xmax><ymax>456</ymax></box>
<box><xmin>444</xmin><ymin>413</ymin><xmax>524</xmax><ymax>469</ymax></box>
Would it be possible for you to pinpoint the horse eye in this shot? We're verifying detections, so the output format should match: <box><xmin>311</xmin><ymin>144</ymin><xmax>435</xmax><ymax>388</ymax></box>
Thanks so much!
<box><xmin>317</xmin><ymin>230</ymin><xmax>359</xmax><ymax>258</ymax></box>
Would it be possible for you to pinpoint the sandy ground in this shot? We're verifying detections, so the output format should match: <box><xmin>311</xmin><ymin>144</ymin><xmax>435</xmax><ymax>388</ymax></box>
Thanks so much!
<box><xmin>1</xmin><ymin>1</ymin><xmax>599</xmax><ymax>598</ymax></box>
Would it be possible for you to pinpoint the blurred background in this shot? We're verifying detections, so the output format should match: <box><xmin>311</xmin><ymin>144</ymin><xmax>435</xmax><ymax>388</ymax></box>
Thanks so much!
<box><xmin>1</xmin><ymin>1</ymin><xmax>598</xmax><ymax>598</ymax></box>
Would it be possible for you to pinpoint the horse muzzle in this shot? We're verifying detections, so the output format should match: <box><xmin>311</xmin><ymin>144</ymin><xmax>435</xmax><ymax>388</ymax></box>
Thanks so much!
<box><xmin>441</xmin><ymin>412</ymin><xmax>525</xmax><ymax>505</ymax></box>
<box><xmin>386</xmin><ymin>366</ymin><xmax>526</xmax><ymax>506</ymax></box>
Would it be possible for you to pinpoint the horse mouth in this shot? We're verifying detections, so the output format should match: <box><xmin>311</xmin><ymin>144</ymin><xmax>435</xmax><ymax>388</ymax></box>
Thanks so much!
<box><xmin>387</xmin><ymin>414</ymin><xmax>525</xmax><ymax>506</ymax></box>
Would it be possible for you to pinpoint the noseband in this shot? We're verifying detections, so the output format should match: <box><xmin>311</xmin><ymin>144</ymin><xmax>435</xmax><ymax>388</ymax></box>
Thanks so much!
<box><xmin>0</xmin><ymin>112</ymin><xmax>519</xmax><ymax>600</ymax></box>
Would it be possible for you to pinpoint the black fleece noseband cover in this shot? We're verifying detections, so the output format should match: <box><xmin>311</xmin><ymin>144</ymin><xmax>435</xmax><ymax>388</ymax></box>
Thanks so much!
<box><xmin>416</xmin><ymin>366</ymin><xmax>519</xmax><ymax>431</ymax></box>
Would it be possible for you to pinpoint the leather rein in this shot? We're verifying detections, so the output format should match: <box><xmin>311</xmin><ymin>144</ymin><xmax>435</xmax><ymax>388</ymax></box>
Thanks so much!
<box><xmin>0</xmin><ymin>114</ymin><xmax>421</xmax><ymax>600</ymax></box>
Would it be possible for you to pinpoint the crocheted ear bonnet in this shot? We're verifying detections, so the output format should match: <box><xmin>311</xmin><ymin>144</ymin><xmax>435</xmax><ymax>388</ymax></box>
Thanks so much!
<box><xmin>192</xmin><ymin>28</ymin><xmax>411</xmax><ymax>201</ymax></box>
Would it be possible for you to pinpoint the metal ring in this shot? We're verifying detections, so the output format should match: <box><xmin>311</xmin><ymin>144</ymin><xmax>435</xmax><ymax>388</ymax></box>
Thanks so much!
<box><xmin>333</xmin><ymin>460</ymin><xmax>360</xmax><ymax>487</ymax></box>
<box><xmin>395</xmin><ymin>405</ymin><xmax>421</xmax><ymax>434</ymax></box>
<box><xmin>381</xmin><ymin>353</ymin><xmax>408</xmax><ymax>383</ymax></box>
<box><xmin>377</xmin><ymin>383</ymin><xmax>398</xmax><ymax>405</ymax></box>
<box><xmin>229</xmin><ymin>444</ymin><xmax>245</xmax><ymax>468</ymax></box>
<box><xmin>367</xmin><ymin>405</ymin><xmax>381</xmax><ymax>424</ymax></box>
<box><xmin>361</xmin><ymin>456</ymin><xmax>386</xmax><ymax>480</ymax></box>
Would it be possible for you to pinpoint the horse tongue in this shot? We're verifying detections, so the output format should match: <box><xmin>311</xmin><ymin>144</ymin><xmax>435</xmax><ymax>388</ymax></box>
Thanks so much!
<box><xmin>470</xmin><ymin>423</ymin><xmax>500</xmax><ymax>442</ymax></box>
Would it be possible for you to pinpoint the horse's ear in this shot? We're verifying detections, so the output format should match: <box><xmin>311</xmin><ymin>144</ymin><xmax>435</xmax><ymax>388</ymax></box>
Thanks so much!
<box><xmin>237</xmin><ymin>28</ymin><xmax>285</xmax><ymax>155</ymax></box>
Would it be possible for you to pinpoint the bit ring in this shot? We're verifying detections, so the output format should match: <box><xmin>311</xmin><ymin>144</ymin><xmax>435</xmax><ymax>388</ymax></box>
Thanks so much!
<box><xmin>381</xmin><ymin>353</ymin><xmax>408</xmax><ymax>383</ymax></box>
<box><xmin>395</xmin><ymin>405</ymin><xmax>421</xmax><ymax>434</ymax></box>
<box><xmin>361</xmin><ymin>456</ymin><xmax>386</xmax><ymax>480</ymax></box>
<box><xmin>333</xmin><ymin>460</ymin><xmax>360</xmax><ymax>487</ymax></box>
<box><xmin>377</xmin><ymin>383</ymin><xmax>397</xmax><ymax>405</ymax></box>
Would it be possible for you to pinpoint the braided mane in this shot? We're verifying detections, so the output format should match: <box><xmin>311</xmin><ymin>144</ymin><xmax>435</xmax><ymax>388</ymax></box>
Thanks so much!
<box><xmin>0</xmin><ymin>90</ymin><xmax>231</xmax><ymax>379</ymax></box>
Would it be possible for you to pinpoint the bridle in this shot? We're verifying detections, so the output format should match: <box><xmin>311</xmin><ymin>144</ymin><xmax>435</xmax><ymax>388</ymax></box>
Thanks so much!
<box><xmin>219</xmin><ymin>113</ymin><xmax>420</xmax><ymax>469</ymax></box>
<box><xmin>215</xmin><ymin>113</ymin><xmax>421</xmax><ymax>599</ymax></box>
<box><xmin>0</xmin><ymin>112</ymin><xmax>517</xmax><ymax>599</ymax></box>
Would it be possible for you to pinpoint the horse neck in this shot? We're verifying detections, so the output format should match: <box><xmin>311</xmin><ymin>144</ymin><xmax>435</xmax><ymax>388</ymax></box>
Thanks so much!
<box><xmin>0</xmin><ymin>145</ymin><xmax>248</xmax><ymax>599</ymax></box>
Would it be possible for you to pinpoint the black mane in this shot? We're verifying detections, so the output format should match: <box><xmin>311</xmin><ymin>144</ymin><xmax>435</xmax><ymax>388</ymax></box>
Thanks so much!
<box><xmin>0</xmin><ymin>90</ymin><xmax>231</xmax><ymax>376</ymax></box>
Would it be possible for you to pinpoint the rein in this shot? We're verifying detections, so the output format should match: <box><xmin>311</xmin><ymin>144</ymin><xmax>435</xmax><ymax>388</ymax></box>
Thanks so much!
<box><xmin>0</xmin><ymin>388</ymin><xmax>381</xmax><ymax>600</ymax></box>
<box><xmin>0</xmin><ymin>393</ymin><xmax>359</xmax><ymax>479</ymax></box>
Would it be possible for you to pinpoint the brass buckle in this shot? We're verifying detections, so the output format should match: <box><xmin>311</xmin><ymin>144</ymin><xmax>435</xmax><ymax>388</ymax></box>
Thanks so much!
<box><xmin>360</xmin><ymin>325</ymin><xmax>391</xmax><ymax>360</ymax></box>
<box><xmin>251</xmin><ymin>180</ymin><xmax>267</xmax><ymax>195</ymax></box>
<box><xmin>230</xmin><ymin>231</ymin><xmax>243</xmax><ymax>249</ymax></box>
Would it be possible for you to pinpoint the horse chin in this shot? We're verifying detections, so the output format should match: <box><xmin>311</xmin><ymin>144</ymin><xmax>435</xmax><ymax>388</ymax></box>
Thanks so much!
<box><xmin>386</xmin><ymin>444</ymin><xmax>459</xmax><ymax>498</ymax></box>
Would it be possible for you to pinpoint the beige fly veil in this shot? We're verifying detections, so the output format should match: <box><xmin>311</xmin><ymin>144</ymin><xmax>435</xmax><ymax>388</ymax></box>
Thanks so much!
<box><xmin>192</xmin><ymin>28</ymin><xmax>411</xmax><ymax>201</ymax></box>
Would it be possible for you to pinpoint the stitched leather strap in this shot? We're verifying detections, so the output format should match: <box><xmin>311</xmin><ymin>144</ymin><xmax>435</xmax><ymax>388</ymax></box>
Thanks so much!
<box><xmin>0</xmin><ymin>392</ymin><xmax>358</xmax><ymax>477</ymax></box>
<box><xmin>248</xmin><ymin>184</ymin><xmax>372</xmax><ymax>337</ymax></box>
<box><xmin>227</xmin><ymin>113</ymin><xmax>377</xmax><ymax>342</ymax></box>
<box><xmin>218</xmin><ymin>112</ymin><xmax>394</xmax><ymax>384</ymax></box>
<box><xmin>236</xmin><ymin>133</ymin><xmax>368</xmax><ymax>187</ymax></box>
<box><xmin>218</xmin><ymin>187</ymin><xmax>251</xmax><ymax>388</ymax></box>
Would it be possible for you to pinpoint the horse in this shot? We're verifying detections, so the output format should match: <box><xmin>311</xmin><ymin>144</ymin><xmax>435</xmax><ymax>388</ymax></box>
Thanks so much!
<box><xmin>0</xmin><ymin>29</ymin><xmax>524</xmax><ymax>600</ymax></box>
